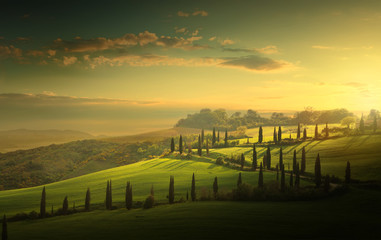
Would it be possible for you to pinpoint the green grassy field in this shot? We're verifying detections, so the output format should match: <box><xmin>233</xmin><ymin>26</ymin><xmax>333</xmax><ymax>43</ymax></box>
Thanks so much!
<box><xmin>6</xmin><ymin>187</ymin><xmax>381</xmax><ymax>240</ymax></box>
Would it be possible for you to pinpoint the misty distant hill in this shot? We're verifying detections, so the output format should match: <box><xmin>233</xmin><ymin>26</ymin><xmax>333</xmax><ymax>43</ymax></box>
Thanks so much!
<box><xmin>0</xmin><ymin>129</ymin><xmax>94</xmax><ymax>153</ymax></box>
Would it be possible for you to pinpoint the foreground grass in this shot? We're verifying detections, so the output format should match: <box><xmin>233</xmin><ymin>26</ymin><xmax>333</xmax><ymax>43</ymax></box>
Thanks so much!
<box><xmin>7</xmin><ymin>187</ymin><xmax>381</xmax><ymax>240</ymax></box>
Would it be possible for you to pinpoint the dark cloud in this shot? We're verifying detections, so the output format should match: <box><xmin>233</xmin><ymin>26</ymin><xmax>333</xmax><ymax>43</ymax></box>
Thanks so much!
<box><xmin>220</xmin><ymin>55</ymin><xmax>291</xmax><ymax>72</ymax></box>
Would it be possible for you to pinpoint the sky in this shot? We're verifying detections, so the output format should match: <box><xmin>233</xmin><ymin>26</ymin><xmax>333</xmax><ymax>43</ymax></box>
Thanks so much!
<box><xmin>0</xmin><ymin>0</ymin><xmax>380</xmax><ymax>135</ymax></box>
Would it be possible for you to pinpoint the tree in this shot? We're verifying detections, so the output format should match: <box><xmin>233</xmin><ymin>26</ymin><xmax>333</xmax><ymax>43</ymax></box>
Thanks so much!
<box><xmin>240</xmin><ymin>153</ymin><xmax>245</xmax><ymax>170</ymax></box>
<box><xmin>206</xmin><ymin>139</ymin><xmax>209</xmax><ymax>155</ymax></box>
<box><xmin>62</xmin><ymin>196</ymin><xmax>68</xmax><ymax>215</ymax></box>
<box><xmin>341</xmin><ymin>116</ymin><xmax>356</xmax><ymax>129</ymax></box>
<box><xmin>258</xmin><ymin>162</ymin><xmax>264</xmax><ymax>188</ymax></box>
<box><xmin>295</xmin><ymin>163</ymin><xmax>300</xmax><ymax>188</ymax></box>
<box><xmin>191</xmin><ymin>173</ymin><xmax>196</xmax><ymax>201</ymax></box>
<box><xmin>252</xmin><ymin>144</ymin><xmax>257</xmax><ymax>171</ymax></box>
<box><xmin>276</xmin><ymin>164</ymin><xmax>279</xmax><ymax>181</ymax></box>
<box><xmin>224</xmin><ymin>129</ymin><xmax>228</xmax><ymax>147</ymax></box>
<box><xmin>40</xmin><ymin>186</ymin><xmax>46</xmax><ymax>218</ymax></box>
<box><xmin>280</xmin><ymin>164</ymin><xmax>285</xmax><ymax>192</ymax></box>
<box><xmin>279</xmin><ymin>147</ymin><xmax>283</xmax><ymax>170</ymax></box>
<box><xmin>359</xmin><ymin>114</ymin><xmax>365</xmax><ymax>133</ymax></box>
<box><xmin>186</xmin><ymin>190</ymin><xmax>189</xmax><ymax>201</ymax></box>
<box><xmin>289</xmin><ymin>171</ymin><xmax>294</xmax><ymax>187</ymax></box>
<box><xmin>315</xmin><ymin>124</ymin><xmax>318</xmax><ymax>139</ymax></box>
<box><xmin>297</xmin><ymin>123</ymin><xmax>301</xmax><ymax>139</ymax></box>
<box><xmin>262</xmin><ymin>154</ymin><xmax>267</xmax><ymax>169</ymax></box>
<box><xmin>85</xmin><ymin>188</ymin><xmax>90</xmax><ymax>211</ymax></box>
<box><xmin>373</xmin><ymin>116</ymin><xmax>378</xmax><ymax>133</ymax></box>
<box><xmin>170</xmin><ymin>137</ymin><xmax>175</xmax><ymax>152</ymax></box>
<box><xmin>109</xmin><ymin>180</ymin><xmax>113</xmax><ymax>209</ymax></box>
<box><xmin>213</xmin><ymin>177</ymin><xmax>218</xmax><ymax>199</ymax></box>
<box><xmin>106</xmin><ymin>180</ymin><xmax>110</xmax><ymax>209</ymax></box>
<box><xmin>301</xmin><ymin>146</ymin><xmax>306</xmax><ymax>174</ymax></box>
<box><xmin>169</xmin><ymin>176</ymin><xmax>175</xmax><ymax>204</ymax></box>
<box><xmin>212</xmin><ymin>127</ymin><xmax>216</xmax><ymax>146</ymax></box>
<box><xmin>258</xmin><ymin>126</ymin><xmax>263</xmax><ymax>143</ymax></box>
<box><xmin>325</xmin><ymin>123</ymin><xmax>329</xmax><ymax>138</ymax></box>
<box><xmin>217</xmin><ymin>130</ymin><xmax>220</xmax><ymax>142</ymax></box>
<box><xmin>273</xmin><ymin>127</ymin><xmax>278</xmax><ymax>144</ymax></box>
<box><xmin>324</xmin><ymin>175</ymin><xmax>330</xmax><ymax>192</ymax></box>
<box><xmin>179</xmin><ymin>135</ymin><xmax>183</xmax><ymax>154</ymax></box>
<box><xmin>125</xmin><ymin>181</ymin><xmax>133</xmax><ymax>210</ymax></box>
<box><xmin>197</xmin><ymin>135</ymin><xmax>202</xmax><ymax>156</ymax></box>
<box><xmin>293</xmin><ymin>150</ymin><xmax>297</xmax><ymax>173</ymax></box>
<box><xmin>315</xmin><ymin>154</ymin><xmax>322</xmax><ymax>187</ymax></box>
<box><xmin>303</xmin><ymin>128</ymin><xmax>307</xmax><ymax>140</ymax></box>
<box><xmin>266</xmin><ymin>147</ymin><xmax>271</xmax><ymax>169</ymax></box>
<box><xmin>2</xmin><ymin>215</ymin><xmax>7</xmax><ymax>240</ymax></box>
<box><xmin>201</xmin><ymin>128</ymin><xmax>205</xmax><ymax>145</ymax></box>
<box><xmin>278</xmin><ymin>126</ymin><xmax>282</xmax><ymax>142</ymax></box>
<box><xmin>345</xmin><ymin>161</ymin><xmax>351</xmax><ymax>184</ymax></box>
<box><xmin>237</xmin><ymin>172</ymin><xmax>242</xmax><ymax>187</ymax></box>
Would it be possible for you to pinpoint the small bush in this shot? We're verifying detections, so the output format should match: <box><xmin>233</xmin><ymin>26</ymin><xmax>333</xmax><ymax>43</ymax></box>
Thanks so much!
<box><xmin>143</xmin><ymin>195</ymin><xmax>155</xmax><ymax>209</ymax></box>
<box><xmin>216</xmin><ymin>157</ymin><xmax>224</xmax><ymax>165</ymax></box>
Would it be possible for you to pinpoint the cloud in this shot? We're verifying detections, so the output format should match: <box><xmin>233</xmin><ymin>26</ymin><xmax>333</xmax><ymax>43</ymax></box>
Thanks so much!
<box><xmin>209</xmin><ymin>36</ymin><xmax>216</xmax><ymax>41</ymax></box>
<box><xmin>221</xmin><ymin>39</ymin><xmax>235</xmax><ymax>46</ymax></box>
<box><xmin>343</xmin><ymin>82</ymin><xmax>367</xmax><ymax>88</ymax></box>
<box><xmin>156</xmin><ymin>36</ymin><xmax>208</xmax><ymax>50</ymax></box>
<box><xmin>26</xmin><ymin>50</ymin><xmax>44</xmax><ymax>57</ymax></box>
<box><xmin>223</xmin><ymin>45</ymin><xmax>278</xmax><ymax>54</ymax></box>
<box><xmin>16</xmin><ymin>37</ymin><xmax>31</xmax><ymax>42</ymax></box>
<box><xmin>177</xmin><ymin>10</ymin><xmax>208</xmax><ymax>17</ymax></box>
<box><xmin>312</xmin><ymin>45</ymin><xmax>336</xmax><ymax>50</ymax></box>
<box><xmin>63</xmin><ymin>56</ymin><xmax>78</xmax><ymax>66</ymax></box>
<box><xmin>47</xmin><ymin>49</ymin><xmax>56</xmax><ymax>56</ymax></box>
<box><xmin>175</xmin><ymin>27</ymin><xmax>187</xmax><ymax>34</ymax></box>
<box><xmin>219</xmin><ymin>55</ymin><xmax>294</xmax><ymax>72</ymax></box>
<box><xmin>0</xmin><ymin>45</ymin><xmax>23</xmax><ymax>59</ymax></box>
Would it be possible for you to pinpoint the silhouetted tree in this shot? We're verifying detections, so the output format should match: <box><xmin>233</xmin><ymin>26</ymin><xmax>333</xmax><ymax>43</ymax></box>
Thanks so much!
<box><xmin>315</xmin><ymin>154</ymin><xmax>322</xmax><ymax>187</ymax></box>
<box><xmin>191</xmin><ymin>173</ymin><xmax>196</xmax><ymax>201</ymax></box>
<box><xmin>266</xmin><ymin>147</ymin><xmax>271</xmax><ymax>169</ymax></box>
<box><xmin>63</xmin><ymin>196</ymin><xmax>68</xmax><ymax>214</ymax></box>
<box><xmin>293</xmin><ymin>150</ymin><xmax>297</xmax><ymax>173</ymax></box>
<box><xmin>106</xmin><ymin>180</ymin><xmax>110</xmax><ymax>209</ymax></box>
<box><xmin>258</xmin><ymin>163</ymin><xmax>263</xmax><ymax>188</ymax></box>
<box><xmin>262</xmin><ymin>154</ymin><xmax>267</xmax><ymax>169</ymax></box>
<box><xmin>237</xmin><ymin>172</ymin><xmax>242</xmax><ymax>187</ymax></box>
<box><xmin>2</xmin><ymin>215</ymin><xmax>7</xmax><ymax>240</ymax></box>
<box><xmin>179</xmin><ymin>135</ymin><xmax>183</xmax><ymax>154</ymax></box>
<box><xmin>280</xmin><ymin>164</ymin><xmax>285</xmax><ymax>192</ymax></box>
<box><xmin>169</xmin><ymin>176</ymin><xmax>175</xmax><ymax>204</ymax></box>
<box><xmin>325</xmin><ymin>123</ymin><xmax>329</xmax><ymax>138</ymax></box>
<box><xmin>198</xmin><ymin>135</ymin><xmax>202</xmax><ymax>156</ymax></box>
<box><xmin>125</xmin><ymin>181</ymin><xmax>133</xmax><ymax>210</ymax></box>
<box><xmin>303</xmin><ymin>128</ymin><xmax>307</xmax><ymax>140</ymax></box>
<box><xmin>258</xmin><ymin>126</ymin><xmax>263</xmax><ymax>143</ymax></box>
<box><xmin>297</xmin><ymin>123</ymin><xmax>301</xmax><ymax>139</ymax></box>
<box><xmin>212</xmin><ymin>127</ymin><xmax>216</xmax><ymax>146</ymax></box>
<box><xmin>324</xmin><ymin>175</ymin><xmax>330</xmax><ymax>192</ymax></box>
<box><xmin>301</xmin><ymin>146</ymin><xmax>306</xmax><ymax>173</ymax></box>
<box><xmin>170</xmin><ymin>137</ymin><xmax>175</xmax><ymax>152</ymax></box>
<box><xmin>240</xmin><ymin>153</ymin><xmax>245</xmax><ymax>170</ymax></box>
<box><xmin>289</xmin><ymin>171</ymin><xmax>294</xmax><ymax>187</ymax></box>
<box><xmin>40</xmin><ymin>186</ymin><xmax>46</xmax><ymax>218</ymax></box>
<box><xmin>295</xmin><ymin>163</ymin><xmax>300</xmax><ymax>188</ymax></box>
<box><xmin>201</xmin><ymin>129</ymin><xmax>205</xmax><ymax>145</ymax></box>
<box><xmin>206</xmin><ymin>139</ymin><xmax>209</xmax><ymax>155</ymax></box>
<box><xmin>276</xmin><ymin>164</ymin><xmax>279</xmax><ymax>181</ymax></box>
<box><xmin>273</xmin><ymin>127</ymin><xmax>278</xmax><ymax>143</ymax></box>
<box><xmin>186</xmin><ymin>190</ymin><xmax>189</xmax><ymax>201</ymax></box>
<box><xmin>224</xmin><ymin>129</ymin><xmax>228</xmax><ymax>147</ymax></box>
<box><xmin>345</xmin><ymin>161</ymin><xmax>351</xmax><ymax>184</ymax></box>
<box><xmin>278</xmin><ymin>126</ymin><xmax>282</xmax><ymax>142</ymax></box>
<box><xmin>85</xmin><ymin>188</ymin><xmax>90</xmax><ymax>211</ymax></box>
<box><xmin>279</xmin><ymin>147</ymin><xmax>283</xmax><ymax>170</ymax></box>
<box><xmin>315</xmin><ymin>124</ymin><xmax>318</xmax><ymax>139</ymax></box>
<box><xmin>252</xmin><ymin>144</ymin><xmax>257</xmax><ymax>171</ymax></box>
<box><xmin>213</xmin><ymin>177</ymin><xmax>218</xmax><ymax>199</ymax></box>
<box><xmin>217</xmin><ymin>130</ymin><xmax>220</xmax><ymax>142</ymax></box>
<box><xmin>374</xmin><ymin>116</ymin><xmax>378</xmax><ymax>133</ymax></box>
<box><xmin>359</xmin><ymin>114</ymin><xmax>365</xmax><ymax>133</ymax></box>
<box><xmin>109</xmin><ymin>180</ymin><xmax>113</xmax><ymax>209</ymax></box>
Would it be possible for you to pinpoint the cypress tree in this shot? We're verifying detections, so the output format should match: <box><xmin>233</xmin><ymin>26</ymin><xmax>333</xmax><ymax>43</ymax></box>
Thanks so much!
<box><xmin>374</xmin><ymin>116</ymin><xmax>378</xmax><ymax>133</ymax></box>
<box><xmin>224</xmin><ymin>129</ymin><xmax>228</xmax><ymax>147</ymax></box>
<box><xmin>315</xmin><ymin>154</ymin><xmax>322</xmax><ymax>187</ymax></box>
<box><xmin>301</xmin><ymin>146</ymin><xmax>306</xmax><ymax>173</ymax></box>
<box><xmin>262</xmin><ymin>154</ymin><xmax>267</xmax><ymax>169</ymax></box>
<box><xmin>258</xmin><ymin>126</ymin><xmax>263</xmax><ymax>143</ymax></box>
<box><xmin>40</xmin><ymin>186</ymin><xmax>46</xmax><ymax>218</ymax></box>
<box><xmin>169</xmin><ymin>176</ymin><xmax>175</xmax><ymax>204</ymax></box>
<box><xmin>109</xmin><ymin>180</ymin><xmax>112</xmax><ymax>209</ymax></box>
<box><xmin>212</xmin><ymin>127</ymin><xmax>216</xmax><ymax>146</ymax></box>
<box><xmin>295</xmin><ymin>163</ymin><xmax>300</xmax><ymax>188</ymax></box>
<box><xmin>201</xmin><ymin>129</ymin><xmax>205</xmax><ymax>145</ymax></box>
<box><xmin>278</xmin><ymin>126</ymin><xmax>282</xmax><ymax>142</ymax></box>
<box><xmin>324</xmin><ymin>174</ymin><xmax>330</xmax><ymax>192</ymax></box>
<box><xmin>289</xmin><ymin>171</ymin><xmax>294</xmax><ymax>187</ymax></box>
<box><xmin>293</xmin><ymin>150</ymin><xmax>297</xmax><ymax>173</ymax></box>
<box><xmin>240</xmin><ymin>153</ymin><xmax>245</xmax><ymax>170</ymax></box>
<box><xmin>191</xmin><ymin>173</ymin><xmax>196</xmax><ymax>201</ymax></box>
<box><xmin>237</xmin><ymin>172</ymin><xmax>242</xmax><ymax>187</ymax></box>
<box><xmin>273</xmin><ymin>127</ymin><xmax>278</xmax><ymax>144</ymax></box>
<box><xmin>186</xmin><ymin>190</ymin><xmax>189</xmax><ymax>201</ymax></box>
<box><xmin>125</xmin><ymin>181</ymin><xmax>133</xmax><ymax>210</ymax></box>
<box><xmin>105</xmin><ymin>180</ymin><xmax>110</xmax><ymax>209</ymax></box>
<box><xmin>303</xmin><ymin>128</ymin><xmax>307</xmax><ymax>140</ymax></box>
<box><xmin>258</xmin><ymin>162</ymin><xmax>264</xmax><ymax>188</ymax></box>
<box><xmin>280</xmin><ymin>164</ymin><xmax>285</xmax><ymax>192</ymax></box>
<box><xmin>266</xmin><ymin>147</ymin><xmax>271</xmax><ymax>169</ymax></box>
<box><xmin>359</xmin><ymin>114</ymin><xmax>365</xmax><ymax>133</ymax></box>
<box><xmin>217</xmin><ymin>130</ymin><xmax>220</xmax><ymax>142</ymax></box>
<box><xmin>179</xmin><ymin>135</ymin><xmax>183</xmax><ymax>154</ymax></box>
<box><xmin>315</xmin><ymin>124</ymin><xmax>318</xmax><ymax>139</ymax></box>
<box><xmin>2</xmin><ymin>215</ymin><xmax>7</xmax><ymax>240</ymax></box>
<box><xmin>252</xmin><ymin>144</ymin><xmax>257</xmax><ymax>171</ymax></box>
<box><xmin>198</xmin><ymin>135</ymin><xmax>202</xmax><ymax>156</ymax></box>
<box><xmin>276</xmin><ymin>164</ymin><xmax>279</xmax><ymax>181</ymax></box>
<box><xmin>85</xmin><ymin>188</ymin><xmax>90</xmax><ymax>211</ymax></box>
<box><xmin>345</xmin><ymin>161</ymin><xmax>351</xmax><ymax>184</ymax></box>
<box><xmin>63</xmin><ymin>196</ymin><xmax>68</xmax><ymax>215</ymax></box>
<box><xmin>170</xmin><ymin>137</ymin><xmax>175</xmax><ymax>152</ymax></box>
<box><xmin>325</xmin><ymin>123</ymin><xmax>329</xmax><ymax>138</ymax></box>
<box><xmin>213</xmin><ymin>177</ymin><xmax>218</xmax><ymax>199</ymax></box>
<box><xmin>279</xmin><ymin>147</ymin><xmax>283</xmax><ymax>169</ymax></box>
<box><xmin>206</xmin><ymin>139</ymin><xmax>209</xmax><ymax>155</ymax></box>
<box><xmin>297</xmin><ymin>123</ymin><xmax>301</xmax><ymax>139</ymax></box>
